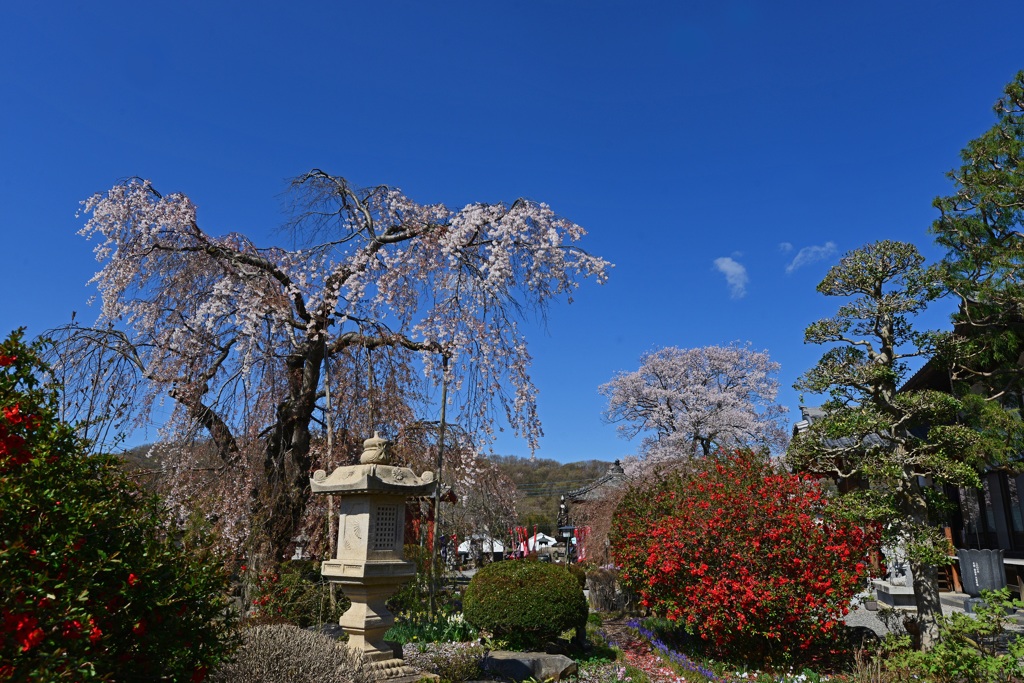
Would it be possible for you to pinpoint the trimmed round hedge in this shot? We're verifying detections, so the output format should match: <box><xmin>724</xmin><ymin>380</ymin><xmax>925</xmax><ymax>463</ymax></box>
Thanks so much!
<box><xmin>463</xmin><ymin>560</ymin><xmax>587</xmax><ymax>651</ymax></box>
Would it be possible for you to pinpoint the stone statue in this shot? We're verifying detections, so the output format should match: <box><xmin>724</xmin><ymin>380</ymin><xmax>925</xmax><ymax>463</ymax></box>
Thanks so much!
<box><xmin>882</xmin><ymin>542</ymin><xmax>913</xmax><ymax>587</ymax></box>
<box><xmin>310</xmin><ymin>433</ymin><xmax>436</xmax><ymax>681</ymax></box>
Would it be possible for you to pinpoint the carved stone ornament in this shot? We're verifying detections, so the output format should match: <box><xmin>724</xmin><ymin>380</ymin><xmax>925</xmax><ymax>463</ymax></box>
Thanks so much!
<box><xmin>360</xmin><ymin>431</ymin><xmax>392</xmax><ymax>464</ymax></box>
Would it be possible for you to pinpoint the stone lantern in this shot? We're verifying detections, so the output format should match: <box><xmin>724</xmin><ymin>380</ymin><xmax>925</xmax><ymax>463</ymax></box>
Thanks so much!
<box><xmin>310</xmin><ymin>432</ymin><xmax>436</xmax><ymax>680</ymax></box>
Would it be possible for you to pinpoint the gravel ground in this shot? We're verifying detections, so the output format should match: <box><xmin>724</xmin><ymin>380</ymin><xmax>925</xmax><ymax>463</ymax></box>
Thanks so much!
<box><xmin>843</xmin><ymin>592</ymin><xmax>971</xmax><ymax>637</ymax></box>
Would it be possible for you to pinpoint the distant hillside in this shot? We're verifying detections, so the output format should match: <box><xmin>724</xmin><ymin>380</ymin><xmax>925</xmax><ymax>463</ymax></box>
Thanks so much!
<box><xmin>119</xmin><ymin>443</ymin><xmax>163</xmax><ymax>471</ymax></box>
<box><xmin>488</xmin><ymin>455</ymin><xmax>611</xmax><ymax>535</ymax></box>
<box><xmin>116</xmin><ymin>443</ymin><xmax>613</xmax><ymax>536</ymax></box>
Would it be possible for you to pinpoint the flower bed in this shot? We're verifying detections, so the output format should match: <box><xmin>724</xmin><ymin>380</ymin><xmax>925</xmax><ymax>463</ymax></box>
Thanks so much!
<box><xmin>595</xmin><ymin>618</ymin><xmax>853</xmax><ymax>683</ymax></box>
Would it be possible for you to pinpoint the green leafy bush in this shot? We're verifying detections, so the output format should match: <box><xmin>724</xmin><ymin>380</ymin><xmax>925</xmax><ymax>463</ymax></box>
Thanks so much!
<box><xmin>567</xmin><ymin>562</ymin><xmax>587</xmax><ymax>588</ymax></box>
<box><xmin>248</xmin><ymin>560</ymin><xmax>348</xmax><ymax>628</ymax></box>
<box><xmin>385</xmin><ymin>608</ymin><xmax>477</xmax><ymax>644</ymax></box>
<box><xmin>0</xmin><ymin>330</ymin><xmax>237</xmax><ymax>681</ymax></box>
<box><xmin>877</xmin><ymin>588</ymin><xmax>1024</xmax><ymax>683</ymax></box>
<box><xmin>386</xmin><ymin>543</ymin><xmax>436</xmax><ymax>617</ymax></box>
<box><xmin>463</xmin><ymin>560</ymin><xmax>587</xmax><ymax>651</ymax></box>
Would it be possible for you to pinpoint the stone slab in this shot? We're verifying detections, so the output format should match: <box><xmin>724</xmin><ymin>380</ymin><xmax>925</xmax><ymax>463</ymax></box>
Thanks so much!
<box><xmin>873</xmin><ymin>579</ymin><xmax>916</xmax><ymax>608</ymax></box>
<box><xmin>482</xmin><ymin>651</ymin><xmax>577</xmax><ymax>682</ymax></box>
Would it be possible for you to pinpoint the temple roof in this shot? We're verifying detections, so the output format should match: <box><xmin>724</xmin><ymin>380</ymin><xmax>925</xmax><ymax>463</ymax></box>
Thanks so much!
<box><xmin>566</xmin><ymin>459</ymin><xmax>627</xmax><ymax>502</ymax></box>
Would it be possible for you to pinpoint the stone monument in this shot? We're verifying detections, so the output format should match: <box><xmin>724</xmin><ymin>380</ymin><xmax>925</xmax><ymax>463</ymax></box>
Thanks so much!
<box><xmin>873</xmin><ymin>541</ymin><xmax>916</xmax><ymax>608</ymax></box>
<box><xmin>310</xmin><ymin>432</ymin><xmax>436</xmax><ymax>681</ymax></box>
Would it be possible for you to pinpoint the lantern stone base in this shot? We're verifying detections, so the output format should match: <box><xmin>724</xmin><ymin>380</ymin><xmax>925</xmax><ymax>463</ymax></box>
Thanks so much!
<box><xmin>324</xmin><ymin>560</ymin><xmax>418</xmax><ymax>664</ymax></box>
<box><xmin>872</xmin><ymin>579</ymin><xmax>916</xmax><ymax>608</ymax></box>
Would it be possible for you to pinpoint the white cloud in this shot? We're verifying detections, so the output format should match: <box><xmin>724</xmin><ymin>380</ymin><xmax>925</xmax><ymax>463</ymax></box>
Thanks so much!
<box><xmin>778</xmin><ymin>242</ymin><xmax>793</xmax><ymax>253</ymax></box>
<box><xmin>785</xmin><ymin>241</ymin><xmax>837</xmax><ymax>274</ymax></box>
<box><xmin>713</xmin><ymin>257</ymin><xmax>748</xmax><ymax>299</ymax></box>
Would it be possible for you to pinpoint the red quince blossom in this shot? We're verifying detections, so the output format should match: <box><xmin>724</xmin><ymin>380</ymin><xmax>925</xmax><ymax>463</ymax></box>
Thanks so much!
<box><xmin>612</xmin><ymin>449</ymin><xmax>878</xmax><ymax>667</ymax></box>
<box><xmin>128</xmin><ymin>572</ymin><xmax>140</xmax><ymax>587</ymax></box>
<box><xmin>0</xmin><ymin>425</ymin><xmax>30</xmax><ymax>469</ymax></box>
<box><xmin>4</xmin><ymin>612</ymin><xmax>45</xmax><ymax>652</ymax></box>
<box><xmin>0</xmin><ymin>354</ymin><xmax>16</xmax><ymax>366</ymax></box>
<box><xmin>62</xmin><ymin>620</ymin><xmax>83</xmax><ymax>639</ymax></box>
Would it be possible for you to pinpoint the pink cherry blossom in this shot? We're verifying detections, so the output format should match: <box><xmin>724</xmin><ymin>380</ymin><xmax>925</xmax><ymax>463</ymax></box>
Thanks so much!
<box><xmin>601</xmin><ymin>344</ymin><xmax>788</xmax><ymax>474</ymax></box>
<box><xmin>52</xmin><ymin>172</ymin><xmax>609</xmax><ymax>561</ymax></box>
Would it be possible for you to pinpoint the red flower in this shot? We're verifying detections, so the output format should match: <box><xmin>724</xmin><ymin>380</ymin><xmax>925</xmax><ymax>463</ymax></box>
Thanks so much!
<box><xmin>132</xmin><ymin>620</ymin><xmax>147</xmax><ymax>637</ymax></box>
<box><xmin>190</xmin><ymin>666</ymin><xmax>209</xmax><ymax>683</ymax></box>
<box><xmin>128</xmin><ymin>572</ymin><xmax>140</xmax><ymax>587</ymax></box>
<box><xmin>88</xmin><ymin>618</ymin><xmax>103</xmax><ymax>643</ymax></box>
<box><xmin>62</xmin><ymin>620</ymin><xmax>83</xmax><ymax>639</ymax></box>
<box><xmin>0</xmin><ymin>354</ymin><xmax>16</xmax><ymax>366</ymax></box>
<box><xmin>0</xmin><ymin>429</ymin><xmax>30</xmax><ymax>469</ymax></box>
<box><xmin>611</xmin><ymin>448</ymin><xmax>879</xmax><ymax>667</ymax></box>
<box><xmin>5</xmin><ymin>613</ymin><xmax>44</xmax><ymax>652</ymax></box>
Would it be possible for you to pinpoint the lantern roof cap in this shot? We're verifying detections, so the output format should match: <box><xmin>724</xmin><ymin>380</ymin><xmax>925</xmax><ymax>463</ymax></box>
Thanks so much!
<box><xmin>310</xmin><ymin>463</ymin><xmax>436</xmax><ymax>496</ymax></box>
<box><xmin>360</xmin><ymin>430</ymin><xmax>393</xmax><ymax>464</ymax></box>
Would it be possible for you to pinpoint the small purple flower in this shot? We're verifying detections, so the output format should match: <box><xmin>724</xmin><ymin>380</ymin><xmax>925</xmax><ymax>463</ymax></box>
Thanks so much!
<box><xmin>626</xmin><ymin>619</ymin><xmax>722</xmax><ymax>682</ymax></box>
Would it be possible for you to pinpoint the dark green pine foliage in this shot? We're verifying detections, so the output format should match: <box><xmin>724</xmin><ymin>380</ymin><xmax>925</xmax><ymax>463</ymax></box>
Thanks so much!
<box><xmin>788</xmin><ymin>241</ymin><xmax>987</xmax><ymax>650</ymax></box>
<box><xmin>932</xmin><ymin>70</ymin><xmax>1024</xmax><ymax>452</ymax></box>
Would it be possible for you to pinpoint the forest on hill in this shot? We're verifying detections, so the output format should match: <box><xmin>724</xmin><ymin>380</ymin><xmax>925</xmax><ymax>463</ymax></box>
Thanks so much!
<box><xmin>489</xmin><ymin>455</ymin><xmax>611</xmax><ymax>535</ymax></box>
<box><xmin>119</xmin><ymin>444</ymin><xmax>614</xmax><ymax>538</ymax></box>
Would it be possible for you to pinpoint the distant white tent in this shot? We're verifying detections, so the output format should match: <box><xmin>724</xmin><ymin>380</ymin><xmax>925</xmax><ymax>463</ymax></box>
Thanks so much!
<box><xmin>518</xmin><ymin>532</ymin><xmax>558</xmax><ymax>554</ymax></box>
<box><xmin>457</xmin><ymin>536</ymin><xmax>505</xmax><ymax>554</ymax></box>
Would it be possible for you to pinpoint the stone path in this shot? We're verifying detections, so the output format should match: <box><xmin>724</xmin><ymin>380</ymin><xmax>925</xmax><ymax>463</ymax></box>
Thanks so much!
<box><xmin>597</xmin><ymin>618</ymin><xmax>692</xmax><ymax>683</ymax></box>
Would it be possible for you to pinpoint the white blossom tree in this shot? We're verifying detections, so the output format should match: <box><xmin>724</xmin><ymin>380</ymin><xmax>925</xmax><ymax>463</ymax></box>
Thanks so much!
<box><xmin>50</xmin><ymin>170</ymin><xmax>609</xmax><ymax>562</ymax></box>
<box><xmin>600</xmin><ymin>344</ymin><xmax>789</xmax><ymax>469</ymax></box>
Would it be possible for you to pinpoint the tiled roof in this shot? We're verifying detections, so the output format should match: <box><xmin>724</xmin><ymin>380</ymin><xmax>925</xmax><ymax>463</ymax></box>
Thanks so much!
<box><xmin>566</xmin><ymin>460</ymin><xmax>627</xmax><ymax>501</ymax></box>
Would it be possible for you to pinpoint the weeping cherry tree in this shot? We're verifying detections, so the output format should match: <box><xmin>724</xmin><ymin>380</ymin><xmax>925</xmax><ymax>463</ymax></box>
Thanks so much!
<box><xmin>49</xmin><ymin>170</ymin><xmax>610</xmax><ymax>563</ymax></box>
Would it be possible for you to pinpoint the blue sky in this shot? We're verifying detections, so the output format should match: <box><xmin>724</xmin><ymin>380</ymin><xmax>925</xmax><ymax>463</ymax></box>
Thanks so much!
<box><xmin>2</xmin><ymin>1</ymin><xmax>1023</xmax><ymax>463</ymax></box>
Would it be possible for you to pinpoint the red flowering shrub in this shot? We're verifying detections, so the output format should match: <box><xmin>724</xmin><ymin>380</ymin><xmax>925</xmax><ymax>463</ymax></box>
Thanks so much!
<box><xmin>611</xmin><ymin>449</ymin><xmax>878</xmax><ymax>668</ymax></box>
<box><xmin>247</xmin><ymin>560</ymin><xmax>347</xmax><ymax>628</ymax></box>
<box><xmin>0</xmin><ymin>330</ymin><xmax>237</xmax><ymax>681</ymax></box>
